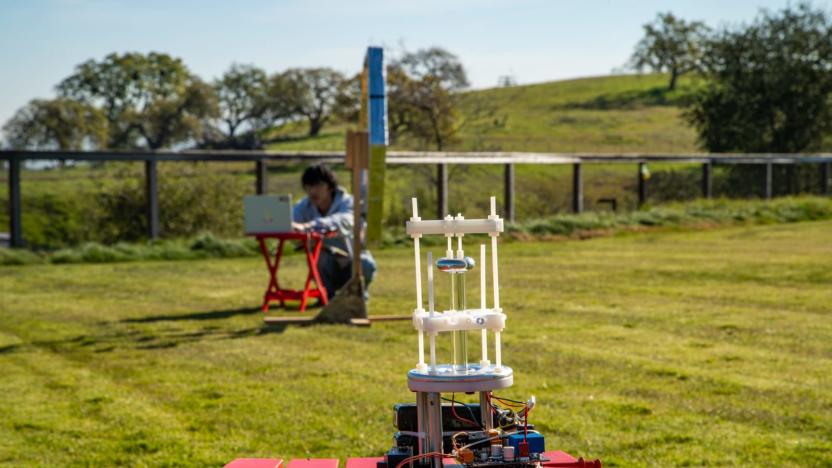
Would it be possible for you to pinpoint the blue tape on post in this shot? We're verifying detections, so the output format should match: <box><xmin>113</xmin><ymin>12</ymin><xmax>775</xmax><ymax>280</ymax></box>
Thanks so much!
<box><xmin>366</xmin><ymin>46</ymin><xmax>387</xmax><ymax>146</ymax></box>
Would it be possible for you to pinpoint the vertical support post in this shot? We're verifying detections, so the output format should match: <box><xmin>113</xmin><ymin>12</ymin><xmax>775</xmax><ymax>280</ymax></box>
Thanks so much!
<box><xmin>255</xmin><ymin>159</ymin><xmax>267</xmax><ymax>195</ymax></box>
<box><xmin>572</xmin><ymin>162</ymin><xmax>583</xmax><ymax>213</ymax></box>
<box><xmin>822</xmin><ymin>162</ymin><xmax>830</xmax><ymax>196</ymax></box>
<box><xmin>764</xmin><ymin>163</ymin><xmax>773</xmax><ymax>200</ymax></box>
<box><xmin>437</xmin><ymin>163</ymin><xmax>448</xmax><ymax>217</ymax></box>
<box><xmin>638</xmin><ymin>162</ymin><xmax>648</xmax><ymax>207</ymax></box>
<box><xmin>702</xmin><ymin>161</ymin><xmax>712</xmax><ymax>199</ymax></box>
<box><xmin>8</xmin><ymin>156</ymin><xmax>22</xmax><ymax>248</ymax></box>
<box><xmin>503</xmin><ymin>163</ymin><xmax>515</xmax><ymax>222</ymax></box>
<box><xmin>145</xmin><ymin>159</ymin><xmax>159</xmax><ymax>239</ymax></box>
<box><xmin>479</xmin><ymin>391</ymin><xmax>493</xmax><ymax>430</ymax></box>
<box><xmin>425</xmin><ymin>392</ymin><xmax>444</xmax><ymax>466</ymax></box>
<box><xmin>416</xmin><ymin>392</ymin><xmax>429</xmax><ymax>456</ymax></box>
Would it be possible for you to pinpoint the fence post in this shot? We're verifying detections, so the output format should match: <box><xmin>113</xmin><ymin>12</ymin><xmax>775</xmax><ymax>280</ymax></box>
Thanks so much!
<box><xmin>821</xmin><ymin>162</ymin><xmax>830</xmax><ymax>196</ymax></box>
<box><xmin>255</xmin><ymin>159</ymin><xmax>267</xmax><ymax>195</ymax></box>
<box><xmin>637</xmin><ymin>162</ymin><xmax>647</xmax><ymax>207</ymax></box>
<box><xmin>145</xmin><ymin>159</ymin><xmax>159</xmax><ymax>239</ymax></box>
<box><xmin>503</xmin><ymin>163</ymin><xmax>515</xmax><ymax>222</ymax></box>
<box><xmin>702</xmin><ymin>161</ymin><xmax>712</xmax><ymax>199</ymax></box>
<box><xmin>764</xmin><ymin>163</ymin><xmax>773</xmax><ymax>200</ymax></box>
<box><xmin>8</xmin><ymin>156</ymin><xmax>22</xmax><ymax>248</ymax></box>
<box><xmin>572</xmin><ymin>162</ymin><xmax>583</xmax><ymax>213</ymax></box>
<box><xmin>437</xmin><ymin>163</ymin><xmax>448</xmax><ymax>217</ymax></box>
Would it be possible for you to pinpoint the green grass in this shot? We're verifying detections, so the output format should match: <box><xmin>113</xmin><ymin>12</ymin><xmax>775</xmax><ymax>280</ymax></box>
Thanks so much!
<box><xmin>1</xmin><ymin>221</ymin><xmax>830</xmax><ymax>466</ymax></box>
<box><xmin>268</xmin><ymin>73</ymin><xmax>699</xmax><ymax>153</ymax></box>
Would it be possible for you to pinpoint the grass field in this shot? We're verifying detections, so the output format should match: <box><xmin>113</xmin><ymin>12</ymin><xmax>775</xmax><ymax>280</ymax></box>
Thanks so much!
<box><xmin>1</xmin><ymin>220</ymin><xmax>830</xmax><ymax>466</ymax></box>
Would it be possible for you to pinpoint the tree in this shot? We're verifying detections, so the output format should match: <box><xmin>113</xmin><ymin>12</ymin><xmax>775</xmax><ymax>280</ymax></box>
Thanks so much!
<box><xmin>270</xmin><ymin>68</ymin><xmax>347</xmax><ymax>137</ymax></box>
<box><xmin>3</xmin><ymin>98</ymin><xmax>107</xmax><ymax>150</ymax></box>
<box><xmin>629</xmin><ymin>12</ymin><xmax>709</xmax><ymax>90</ymax></box>
<box><xmin>387</xmin><ymin>47</ymin><xmax>470</xmax><ymax>150</ymax></box>
<box><xmin>684</xmin><ymin>3</ymin><xmax>832</xmax><ymax>153</ymax></box>
<box><xmin>211</xmin><ymin>63</ymin><xmax>273</xmax><ymax>148</ymax></box>
<box><xmin>57</xmin><ymin>52</ymin><xmax>217</xmax><ymax>149</ymax></box>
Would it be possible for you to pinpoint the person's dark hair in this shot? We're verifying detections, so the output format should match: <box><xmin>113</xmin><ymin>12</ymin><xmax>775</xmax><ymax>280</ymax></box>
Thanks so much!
<box><xmin>301</xmin><ymin>164</ymin><xmax>338</xmax><ymax>191</ymax></box>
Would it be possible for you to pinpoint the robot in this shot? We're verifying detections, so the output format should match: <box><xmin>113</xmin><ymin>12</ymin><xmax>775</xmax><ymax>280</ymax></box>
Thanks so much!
<box><xmin>375</xmin><ymin>197</ymin><xmax>601</xmax><ymax>468</ymax></box>
<box><xmin>226</xmin><ymin>196</ymin><xmax>601</xmax><ymax>468</ymax></box>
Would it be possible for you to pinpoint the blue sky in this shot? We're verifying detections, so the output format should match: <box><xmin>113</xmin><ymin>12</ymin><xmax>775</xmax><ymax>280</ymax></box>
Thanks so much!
<box><xmin>0</xmin><ymin>0</ymin><xmax>823</xmax><ymax>135</ymax></box>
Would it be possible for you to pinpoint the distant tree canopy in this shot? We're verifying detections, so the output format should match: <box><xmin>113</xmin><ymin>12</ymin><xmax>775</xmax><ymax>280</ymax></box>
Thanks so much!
<box><xmin>2</xmin><ymin>98</ymin><xmax>107</xmax><ymax>150</ymax></box>
<box><xmin>270</xmin><ymin>68</ymin><xmax>350</xmax><ymax>137</ymax></box>
<box><xmin>684</xmin><ymin>3</ymin><xmax>832</xmax><ymax>153</ymax></box>
<box><xmin>629</xmin><ymin>12</ymin><xmax>709</xmax><ymax>90</ymax></box>
<box><xmin>211</xmin><ymin>63</ymin><xmax>272</xmax><ymax>149</ymax></box>
<box><xmin>387</xmin><ymin>47</ymin><xmax>470</xmax><ymax>150</ymax></box>
<box><xmin>56</xmin><ymin>52</ymin><xmax>217</xmax><ymax>150</ymax></box>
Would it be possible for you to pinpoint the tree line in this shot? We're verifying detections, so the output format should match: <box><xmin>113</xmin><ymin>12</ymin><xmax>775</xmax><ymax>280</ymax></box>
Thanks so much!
<box><xmin>4</xmin><ymin>3</ymin><xmax>830</xmax><ymax>157</ymax></box>
<box><xmin>629</xmin><ymin>2</ymin><xmax>832</xmax><ymax>154</ymax></box>
<box><xmin>2</xmin><ymin>47</ymin><xmax>480</xmax><ymax>152</ymax></box>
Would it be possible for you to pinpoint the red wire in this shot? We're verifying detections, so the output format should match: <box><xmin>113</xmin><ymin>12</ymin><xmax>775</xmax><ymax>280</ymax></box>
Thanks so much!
<box><xmin>450</xmin><ymin>393</ymin><xmax>480</xmax><ymax>428</ymax></box>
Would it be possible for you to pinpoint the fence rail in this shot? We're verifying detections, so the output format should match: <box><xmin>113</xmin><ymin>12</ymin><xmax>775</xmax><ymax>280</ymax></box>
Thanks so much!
<box><xmin>2</xmin><ymin>150</ymin><xmax>831</xmax><ymax>248</ymax></box>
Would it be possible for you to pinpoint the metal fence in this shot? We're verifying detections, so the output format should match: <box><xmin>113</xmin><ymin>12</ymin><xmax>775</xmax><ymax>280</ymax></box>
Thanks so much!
<box><xmin>2</xmin><ymin>149</ymin><xmax>831</xmax><ymax>248</ymax></box>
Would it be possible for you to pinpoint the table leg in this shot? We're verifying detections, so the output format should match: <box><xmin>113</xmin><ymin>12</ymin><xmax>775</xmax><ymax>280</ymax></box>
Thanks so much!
<box><xmin>258</xmin><ymin>236</ymin><xmax>285</xmax><ymax>312</ymax></box>
<box><xmin>308</xmin><ymin>236</ymin><xmax>328</xmax><ymax>306</ymax></box>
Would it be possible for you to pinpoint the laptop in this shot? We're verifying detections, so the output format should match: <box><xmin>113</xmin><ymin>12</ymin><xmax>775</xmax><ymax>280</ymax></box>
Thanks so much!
<box><xmin>244</xmin><ymin>194</ymin><xmax>293</xmax><ymax>234</ymax></box>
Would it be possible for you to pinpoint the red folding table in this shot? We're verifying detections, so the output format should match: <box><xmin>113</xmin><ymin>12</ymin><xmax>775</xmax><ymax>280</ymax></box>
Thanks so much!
<box><xmin>254</xmin><ymin>231</ymin><xmax>335</xmax><ymax>313</ymax></box>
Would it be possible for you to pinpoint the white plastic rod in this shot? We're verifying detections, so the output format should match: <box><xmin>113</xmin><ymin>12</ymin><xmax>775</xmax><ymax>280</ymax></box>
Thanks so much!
<box><xmin>430</xmin><ymin>335</ymin><xmax>437</xmax><ymax>371</ymax></box>
<box><xmin>414</xmin><ymin>238</ymin><xmax>423</xmax><ymax>311</ymax></box>
<box><xmin>495</xmin><ymin>331</ymin><xmax>502</xmax><ymax>369</ymax></box>
<box><xmin>490</xmin><ymin>196</ymin><xmax>496</xmax><ymax>216</ymax></box>
<box><xmin>427</xmin><ymin>252</ymin><xmax>435</xmax><ymax>316</ymax></box>
<box><xmin>491</xmin><ymin>235</ymin><xmax>500</xmax><ymax>310</ymax></box>
<box><xmin>480</xmin><ymin>244</ymin><xmax>486</xmax><ymax>309</ymax></box>
<box><xmin>418</xmin><ymin>331</ymin><xmax>425</xmax><ymax>367</ymax></box>
<box><xmin>446</xmin><ymin>236</ymin><xmax>453</xmax><ymax>258</ymax></box>
<box><xmin>412</xmin><ymin>198</ymin><xmax>418</xmax><ymax>218</ymax></box>
<box><xmin>456</xmin><ymin>235</ymin><xmax>463</xmax><ymax>259</ymax></box>
<box><xmin>480</xmin><ymin>243</ymin><xmax>488</xmax><ymax>364</ymax></box>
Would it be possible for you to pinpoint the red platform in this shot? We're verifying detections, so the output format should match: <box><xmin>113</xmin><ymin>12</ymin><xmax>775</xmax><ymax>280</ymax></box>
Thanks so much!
<box><xmin>254</xmin><ymin>231</ymin><xmax>335</xmax><ymax>313</ymax></box>
<box><xmin>226</xmin><ymin>451</ymin><xmax>600</xmax><ymax>468</ymax></box>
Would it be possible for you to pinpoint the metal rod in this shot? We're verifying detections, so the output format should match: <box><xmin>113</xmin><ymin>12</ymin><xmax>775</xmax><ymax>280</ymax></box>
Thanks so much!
<box><xmin>8</xmin><ymin>157</ymin><xmax>22</xmax><ymax>248</ymax></box>
<box><xmin>638</xmin><ymin>162</ymin><xmax>647</xmax><ymax>207</ymax></box>
<box><xmin>255</xmin><ymin>159</ymin><xmax>267</xmax><ymax>194</ymax></box>
<box><xmin>437</xmin><ymin>163</ymin><xmax>448</xmax><ymax>218</ymax></box>
<box><xmin>479</xmin><ymin>391</ymin><xmax>493</xmax><ymax>430</ymax></box>
<box><xmin>765</xmin><ymin>163</ymin><xmax>773</xmax><ymax>200</ymax></box>
<box><xmin>504</xmin><ymin>163</ymin><xmax>515</xmax><ymax>222</ymax></box>
<box><xmin>702</xmin><ymin>161</ymin><xmax>712</xmax><ymax>199</ymax></box>
<box><xmin>572</xmin><ymin>162</ymin><xmax>583</xmax><ymax>213</ymax></box>
<box><xmin>145</xmin><ymin>160</ymin><xmax>159</xmax><ymax>239</ymax></box>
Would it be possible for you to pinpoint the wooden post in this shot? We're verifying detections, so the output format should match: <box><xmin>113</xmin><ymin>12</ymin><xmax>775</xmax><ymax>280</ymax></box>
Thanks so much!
<box><xmin>255</xmin><ymin>160</ymin><xmax>267</xmax><ymax>195</ymax></box>
<box><xmin>638</xmin><ymin>162</ymin><xmax>647</xmax><ymax>207</ymax></box>
<box><xmin>572</xmin><ymin>162</ymin><xmax>583</xmax><ymax>213</ymax></box>
<box><xmin>437</xmin><ymin>163</ymin><xmax>448</xmax><ymax>217</ymax></box>
<box><xmin>145</xmin><ymin>159</ymin><xmax>159</xmax><ymax>239</ymax></box>
<box><xmin>346</xmin><ymin>131</ymin><xmax>369</xmax><ymax>278</ymax></box>
<box><xmin>764</xmin><ymin>163</ymin><xmax>773</xmax><ymax>200</ymax></box>
<box><xmin>8</xmin><ymin>156</ymin><xmax>22</xmax><ymax>248</ymax></box>
<box><xmin>503</xmin><ymin>163</ymin><xmax>515</xmax><ymax>222</ymax></box>
<box><xmin>822</xmin><ymin>162</ymin><xmax>830</xmax><ymax>196</ymax></box>
<box><xmin>702</xmin><ymin>161</ymin><xmax>712</xmax><ymax>199</ymax></box>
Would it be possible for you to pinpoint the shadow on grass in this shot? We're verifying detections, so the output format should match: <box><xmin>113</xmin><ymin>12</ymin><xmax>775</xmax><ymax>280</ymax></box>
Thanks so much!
<box><xmin>556</xmin><ymin>86</ymin><xmax>685</xmax><ymax>110</ymax></box>
<box><xmin>0</xmin><ymin>321</ymin><xmax>288</xmax><ymax>355</ymax></box>
<box><xmin>121</xmin><ymin>306</ymin><xmax>263</xmax><ymax>323</ymax></box>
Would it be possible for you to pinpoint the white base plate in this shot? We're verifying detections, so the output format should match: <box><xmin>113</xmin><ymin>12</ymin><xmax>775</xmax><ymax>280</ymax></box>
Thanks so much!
<box><xmin>407</xmin><ymin>364</ymin><xmax>513</xmax><ymax>392</ymax></box>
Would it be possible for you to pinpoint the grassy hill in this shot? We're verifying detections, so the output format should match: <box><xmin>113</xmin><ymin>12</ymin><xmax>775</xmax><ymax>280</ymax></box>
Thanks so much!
<box><xmin>1</xmin><ymin>221</ymin><xmax>830</xmax><ymax>466</ymax></box>
<box><xmin>268</xmin><ymin>73</ymin><xmax>700</xmax><ymax>153</ymax></box>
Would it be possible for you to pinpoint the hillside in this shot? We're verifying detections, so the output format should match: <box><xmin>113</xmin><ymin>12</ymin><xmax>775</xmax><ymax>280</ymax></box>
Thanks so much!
<box><xmin>268</xmin><ymin>73</ymin><xmax>700</xmax><ymax>153</ymax></box>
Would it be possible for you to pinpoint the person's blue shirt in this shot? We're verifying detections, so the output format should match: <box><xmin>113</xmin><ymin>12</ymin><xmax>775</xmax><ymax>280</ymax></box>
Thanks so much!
<box><xmin>293</xmin><ymin>186</ymin><xmax>376</xmax><ymax>296</ymax></box>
